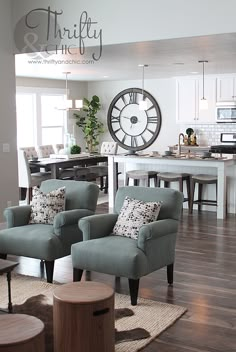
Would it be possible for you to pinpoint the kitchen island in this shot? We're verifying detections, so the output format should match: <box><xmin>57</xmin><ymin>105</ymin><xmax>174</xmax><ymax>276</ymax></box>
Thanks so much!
<box><xmin>108</xmin><ymin>154</ymin><xmax>235</xmax><ymax>219</ymax></box>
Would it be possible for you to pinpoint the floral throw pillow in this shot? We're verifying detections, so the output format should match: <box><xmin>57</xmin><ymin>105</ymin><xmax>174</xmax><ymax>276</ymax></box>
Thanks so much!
<box><xmin>112</xmin><ymin>196</ymin><xmax>162</xmax><ymax>240</ymax></box>
<box><xmin>29</xmin><ymin>186</ymin><xmax>66</xmax><ymax>225</ymax></box>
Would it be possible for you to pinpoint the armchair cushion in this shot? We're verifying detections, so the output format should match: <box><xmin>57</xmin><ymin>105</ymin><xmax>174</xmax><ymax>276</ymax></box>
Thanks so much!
<box><xmin>29</xmin><ymin>186</ymin><xmax>66</xmax><ymax>224</ymax></box>
<box><xmin>112</xmin><ymin>196</ymin><xmax>162</xmax><ymax>240</ymax></box>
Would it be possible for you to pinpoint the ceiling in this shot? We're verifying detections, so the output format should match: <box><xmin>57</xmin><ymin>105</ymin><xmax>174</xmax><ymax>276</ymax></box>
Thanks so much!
<box><xmin>15</xmin><ymin>32</ymin><xmax>236</xmax><ymax>81</ymax></box>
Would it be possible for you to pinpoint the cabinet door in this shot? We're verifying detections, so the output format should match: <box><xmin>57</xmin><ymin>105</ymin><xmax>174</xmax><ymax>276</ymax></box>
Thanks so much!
<box><xmin>176</xmin><ymin>79</ymin><xmax>197</xmax><ymax>123</ymax></box>
<box><xmin>216</xmin><ymin>77</ymin><xmax>235</xmax><ymax>101</ymax></box>
<box><xmin>197</xmin><ymin>77</ymin><xmax>216</xmax><ymax>123</ymax></box>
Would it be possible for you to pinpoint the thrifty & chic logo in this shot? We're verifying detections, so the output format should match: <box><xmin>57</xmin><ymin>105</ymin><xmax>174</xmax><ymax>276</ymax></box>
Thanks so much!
<box><xmin>14</xmin><ymin>7</ymin><xmax>102</xmax><ymax>61</ymax></box>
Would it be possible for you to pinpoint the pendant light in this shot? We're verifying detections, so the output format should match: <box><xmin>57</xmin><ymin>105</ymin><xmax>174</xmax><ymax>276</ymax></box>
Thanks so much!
<box><xmin>57</xmin><ymin>72</ymin><xmax>83</xmax><ymax>110</ymax></box>
<box><xmin>139</xmin><ymin>64</ymin><xmax>148</xmax><ymax>111</ymax></box>
<box><xmin>199</xmin><ymin>60</ymin><xmax>208</xmax><ymax>110</ymax></box>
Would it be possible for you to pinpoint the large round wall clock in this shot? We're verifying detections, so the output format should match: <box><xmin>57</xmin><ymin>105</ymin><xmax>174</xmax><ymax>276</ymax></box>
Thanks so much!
<box><xmin>107</xmin><ymin>88</ymin><xmax>162</xmax><ymax>153</ymax></box>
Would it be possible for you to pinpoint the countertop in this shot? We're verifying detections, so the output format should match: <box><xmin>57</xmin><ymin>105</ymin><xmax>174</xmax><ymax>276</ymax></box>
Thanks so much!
<box><xmin>112</xmin><ymin>153</ymin><xmax>233</xmax><ymax>162</ymax></box>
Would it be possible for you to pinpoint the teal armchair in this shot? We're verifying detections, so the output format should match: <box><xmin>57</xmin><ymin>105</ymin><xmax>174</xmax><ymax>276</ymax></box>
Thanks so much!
<box><xmin>0</xmin><ymin>180</ymin><xmax>99</xmax><ymax>282</ymax></box>
<box><xmin>71</xmin><ymin>186</ymin><xmax>183</xmax><ymax>305</ymax></box>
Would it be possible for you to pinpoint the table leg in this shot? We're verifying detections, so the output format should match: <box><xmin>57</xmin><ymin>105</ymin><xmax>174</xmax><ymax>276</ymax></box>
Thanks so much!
<box><xmin>217</xmin><ymin>165</ymin><xmax>227</xmax><ymax>219</ymax></box>
<box><xmin>51</xmin><ymin>164</ymin><xmax>59</xmax><ymax>179</ymax></box>
<box><xmin>108</xmin><ymin>157</ymin><xmax>117</xmax><ymax>213</ymax></box>
<box><xmin>7</xmin><ymin>272</ymin><xmax>13</xmax><ymax>313</ymax></box>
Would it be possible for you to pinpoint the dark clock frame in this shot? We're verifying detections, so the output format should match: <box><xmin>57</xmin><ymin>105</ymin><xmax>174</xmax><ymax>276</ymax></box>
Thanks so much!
<box><xmin>107</xmin><ymin>88</ymin><xmax>162</xmax><ymax>152</ymax></box>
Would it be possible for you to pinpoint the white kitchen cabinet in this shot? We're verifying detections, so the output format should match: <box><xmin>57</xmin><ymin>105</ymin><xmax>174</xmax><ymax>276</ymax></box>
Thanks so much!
<box><xmin>216</xmin><ymin>76</ymin><xmax>236</xmax><ymax>101</ymax></box>
<box><xmin>176</xmin><ymin>77</ymin><xmax>216</xmax><ymax>124</ymax></box>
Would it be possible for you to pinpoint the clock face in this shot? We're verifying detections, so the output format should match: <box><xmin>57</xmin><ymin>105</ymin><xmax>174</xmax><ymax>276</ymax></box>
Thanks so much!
<box><xmin>107</xmin><ymin>88</ymin><xmax>162</xmax><ymax>151</ymax></box>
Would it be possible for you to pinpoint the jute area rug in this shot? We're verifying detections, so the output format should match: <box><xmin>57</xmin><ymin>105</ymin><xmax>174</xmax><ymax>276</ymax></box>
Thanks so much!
<box><xmin>0</xmin><ymin>274</ymin><xmax>187</xmax><ymax>352</ymax></box>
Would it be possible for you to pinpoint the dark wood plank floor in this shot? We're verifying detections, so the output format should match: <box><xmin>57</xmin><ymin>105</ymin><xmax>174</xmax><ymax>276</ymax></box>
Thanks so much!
<box><xmin>7</xmin><ymin>205</ymin><xmax>236</xmax><ymax>352</ymax></box>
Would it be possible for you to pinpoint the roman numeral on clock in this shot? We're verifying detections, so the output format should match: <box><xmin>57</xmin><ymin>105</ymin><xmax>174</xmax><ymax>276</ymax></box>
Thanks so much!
<box><xmin>113</xmin><ymin>105</ymin><xmax>121</xmax><ymax>112</ymax></box>
<box><xmin>129</xmin><ymin>92</ymin><xmax>137</xmax><ymax>104</ymax></box>
<box><xmin>111</xmin><ymin>115</ymin><xmax>120</xmax><ymax>123</ymax></box>
<box><xmin>131</xmin><ymin>136</ymin><xmax>138</xmax><ymax>148</ymax></box>
<box><xmin>147</xmin><ymin>116</ymin><xmax>158</xmax><ymax>123</ymax></box>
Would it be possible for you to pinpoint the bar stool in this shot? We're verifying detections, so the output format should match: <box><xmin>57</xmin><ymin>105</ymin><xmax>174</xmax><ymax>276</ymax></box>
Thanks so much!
<box><xmin>126</xmin><ymin>170</ymin><xmax>158</xmax><ymax>187</ymax></box>
<box><xmin>189</xmin><ymin>174</ymin><xmax>217</xmax><ymax>213</ymax></box>
<box><xmin>157</xmin><ymin>172</ymin><xmax>191</xmax><ymax>208</ymax></box>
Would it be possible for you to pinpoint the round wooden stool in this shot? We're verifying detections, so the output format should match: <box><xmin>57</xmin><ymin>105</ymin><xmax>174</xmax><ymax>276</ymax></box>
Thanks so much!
<box><xmin>53</xmin><ymin>281</ymin><xmax>115</xmax><ymax>352</ymax></box>
<box><xmin>0</xmin><ymin>314</ymin><xmax>45</xmax><ymax>352</ymax></box>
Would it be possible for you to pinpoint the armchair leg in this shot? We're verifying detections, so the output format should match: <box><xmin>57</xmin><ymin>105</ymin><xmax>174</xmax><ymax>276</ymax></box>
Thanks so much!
<box><xmin>73</xmin><ymin>268</ymin><xmax>83</xmax><ymax>282</ymax></box>
<box><xmin>0</xmin><ymin>254</ymin><xmax>7</xmax><ymax>259</ymax></box>
<box><xmin>167</xmin><ymin>263</ymin><xmax>174</xmax><ymax>285</ymax></box>
<box><xmin>128</xmin><ymin>279</ymin><xmax>139</xmax><ymax>306</ymax></box>
<box><xmin>45</xmin><ymin>260</ymin><xmax>54</xmax><ymax>283</ymax></box>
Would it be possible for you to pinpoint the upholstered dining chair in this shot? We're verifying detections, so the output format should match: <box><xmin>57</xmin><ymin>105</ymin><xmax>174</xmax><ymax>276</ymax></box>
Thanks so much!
<box><xmin>87</xmin><ymin>141</ymin><xmax>119</xmax><ymax>193</ymax></box>
<box><xmin>71</xmin><ymin>186</ymin><xmax>183</xmax><ymax>305</ymax></box>
<box><xmin>18</xmin><ymin>149</ymin><xmax>51</xmax><ymax>204</ymax></box>
<box><xmin>19</xmin><ymin>146</ymin><xmax>40</xmax><ymax>174</ymax></box>
<box><xmin>0</xmin><ymin>180</ymin><xmax>99</xmax><ymax>283</ymax></box>
<box><xmin>37</xmin><ymin>144</ymin><xmax>55</xmax><ymax>158</ymax></box>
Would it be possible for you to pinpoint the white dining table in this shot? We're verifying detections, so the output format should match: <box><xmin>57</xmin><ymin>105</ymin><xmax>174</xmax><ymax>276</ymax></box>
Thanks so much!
<box><xmin>108</xmin><ymin>154</ymin><xmax>236</xmax><ymax>219</ymax></box>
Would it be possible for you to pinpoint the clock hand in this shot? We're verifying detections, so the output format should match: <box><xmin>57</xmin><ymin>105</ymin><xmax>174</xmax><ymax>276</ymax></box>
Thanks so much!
<box><xmin>122</xmin><ymin>116</ymin><xmax>131</xmax><ymax>120</ymax></box>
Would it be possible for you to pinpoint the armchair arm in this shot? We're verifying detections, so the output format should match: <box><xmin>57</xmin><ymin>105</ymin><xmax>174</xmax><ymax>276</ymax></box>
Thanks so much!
<box><xmin>79</xmin><ymin>213</ymin><xmax>118</xmax><ymax>240</ymax></box>
<box><xmin>138</xmin><ymin>219</ymin><xmax>179</xmax><ymax>252</ymax></box>
<box><xmin>53</xmin><ymin>209</ymin><xmax>94</xmax><ymax>236</ymax></box>
<box><xmin>4</xmin><ymin>206</ymin><xmax>31</xmax><ymax>228</ymax></box>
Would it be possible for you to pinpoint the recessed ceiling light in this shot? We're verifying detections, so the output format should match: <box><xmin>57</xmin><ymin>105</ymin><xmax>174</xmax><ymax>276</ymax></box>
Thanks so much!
<box><xmin>173</xmin><ymin>62</ymin><xmax>184</xmax><ymax>65</ymax></box>
<box><xmin>190</xmin><ymin>71</ymin><xmax>199</xmax><ymax>74</ymax></box>
<box><xmin>103</xmin><ymin>75</ymin><xmax>109</xmax><ymax>78</ymax></box>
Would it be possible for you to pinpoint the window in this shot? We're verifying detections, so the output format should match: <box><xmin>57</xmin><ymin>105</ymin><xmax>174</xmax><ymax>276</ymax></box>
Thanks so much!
<box><xmin>16</xmin><ymin>93</ymin><xmax>36</xmax><ymax>148</ymax></box>
<box><xmin>41</xmin><ymin>95</ymin><xmax>65</xmax><ymax>145</ymax></box>
<box><xmin>16</xmin><ymin>87</ymin><xmax>66</xmax><ymax>148</ymax></box>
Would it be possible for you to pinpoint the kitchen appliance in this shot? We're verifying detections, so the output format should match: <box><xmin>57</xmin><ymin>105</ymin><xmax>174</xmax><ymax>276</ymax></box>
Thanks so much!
<box><xmin>210</xmin><ymin>133</ymin><xmax>236</xmax><ymax>154</ymax></box>
<box><xmin>216</xmin><ymin>102</ymin><xmax>236</xmax><ymax>123</ymax></box>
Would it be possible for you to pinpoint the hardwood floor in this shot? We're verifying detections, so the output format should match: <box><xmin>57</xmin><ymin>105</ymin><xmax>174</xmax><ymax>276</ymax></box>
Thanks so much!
<box><xmin>7</xmin><ymin>205</ymin><xmax>236</xmax><ymax>352</ymax></box>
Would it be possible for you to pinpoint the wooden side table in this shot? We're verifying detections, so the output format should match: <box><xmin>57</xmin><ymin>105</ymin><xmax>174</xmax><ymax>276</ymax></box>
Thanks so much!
<box><xmin>0</xmin><ymin>314</ymin><xmax>45</xmax><ymax>352</ymax></box>
<box><xmin>0</xmin><ymin>259</ymin><xmax>19</xmax><ymax>313</ymax></box>
<box><xmin>53</xmin><ymin>281</ymin><xmax>115</xmax><ymax>352</ymax></box>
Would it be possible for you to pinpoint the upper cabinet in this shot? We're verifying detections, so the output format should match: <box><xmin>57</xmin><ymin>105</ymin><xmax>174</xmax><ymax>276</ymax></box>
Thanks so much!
<box><xmin>216</xmin><ymin>76</ymin><xmax>236</xmax><ymax>101</ymax></box>
<box><xmin>176</xmin><ymin>77</ymin><xmax>216</xmax><ymax>124</ymax></box>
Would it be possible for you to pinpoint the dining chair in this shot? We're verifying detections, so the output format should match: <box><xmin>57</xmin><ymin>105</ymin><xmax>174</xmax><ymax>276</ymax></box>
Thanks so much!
<box><xmin>19</xmin><ymin>146</ymin><xmax>40</xmax><ymax>174</ymax></box>
<box><xmin>87</xmin><ymin>141</ymin><xmax>119</xmax><ymax>193</ymax></box>
<box><xmin>54</xmin><ymin>144</ymin><xmax>64</xmax><ymax>154</ymax></box>
<box><xmin>18</xmin><ymin>149</ymin><xmax>51</xmax><ymax>204</ymax></box>
<box><xmin>37</xmin><ymin>145</ymin><xmax>55</xmax><ymax>158</ymax></box>
<box><xmin>19</xmin><ymin>146</ymin><xmax>38</xmax><ymax>159</ymax></box>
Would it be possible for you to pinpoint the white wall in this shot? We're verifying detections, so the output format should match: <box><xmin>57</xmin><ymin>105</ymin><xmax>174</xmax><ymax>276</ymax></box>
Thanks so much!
<box><xmin>88</xmin><ymin>78</ymin><xmax>178</xmax><ymax>154</ymax></box>
<box><xmin>11</xmin><ymin>0</ymin><xmax>236</xmax><ymax>52</ymax></box>
<box><xmin>0</xmin><ymin>0</ymin><xmax>18</xmax><ymax>222</ymax></box>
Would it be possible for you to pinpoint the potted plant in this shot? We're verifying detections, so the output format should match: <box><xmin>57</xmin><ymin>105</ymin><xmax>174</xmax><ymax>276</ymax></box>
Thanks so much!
<box><xmin>74</xmin><ymin>95</ymin><xmax>104</xmax><ymax>153</ymax></box>
<box><xmin>70</xmin><ymin>145</ymin><xmax>81</xmax><ymax>154</ymax></box>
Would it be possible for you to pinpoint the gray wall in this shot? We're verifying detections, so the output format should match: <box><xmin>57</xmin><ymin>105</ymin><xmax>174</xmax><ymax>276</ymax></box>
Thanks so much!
<box><xmin>0</xmin><ymin>0</ymin><xmax>18</xmax><ymax>222</ymax></box>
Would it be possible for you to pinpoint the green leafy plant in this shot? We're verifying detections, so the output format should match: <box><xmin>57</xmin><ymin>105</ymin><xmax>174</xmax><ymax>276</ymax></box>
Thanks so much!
<box><xmin>74</xmin><ymin>95</ymin><xmax>104</xmax><ymax>153</ymax></box>
<box><xmin>70</xmin><ymin>145</ymin><xmax>81</xmax><ymax>154</ymax></box>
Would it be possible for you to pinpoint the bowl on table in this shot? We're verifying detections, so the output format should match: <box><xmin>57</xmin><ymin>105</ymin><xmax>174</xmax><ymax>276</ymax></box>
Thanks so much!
<box><xmin>164</xmin><ymin>150</ymin><xmax>173</xmax><ymax>156</ymax></box>
<box><xmin>203</xmin><ymin>151</ymin><xmax>212</xmax><ymax>158</ymax></box>
<box><xmin>31</xmin><ymin>156</ymin><xmax>38</xmax><ymax>161</ymax></box>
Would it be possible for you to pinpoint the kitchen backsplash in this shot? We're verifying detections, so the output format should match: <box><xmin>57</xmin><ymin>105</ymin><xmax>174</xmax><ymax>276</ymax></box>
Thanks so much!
<box><xmin>179</xmin><ymin>124</ymin><xmax>236</xmax><ymax>146</ymax></box>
